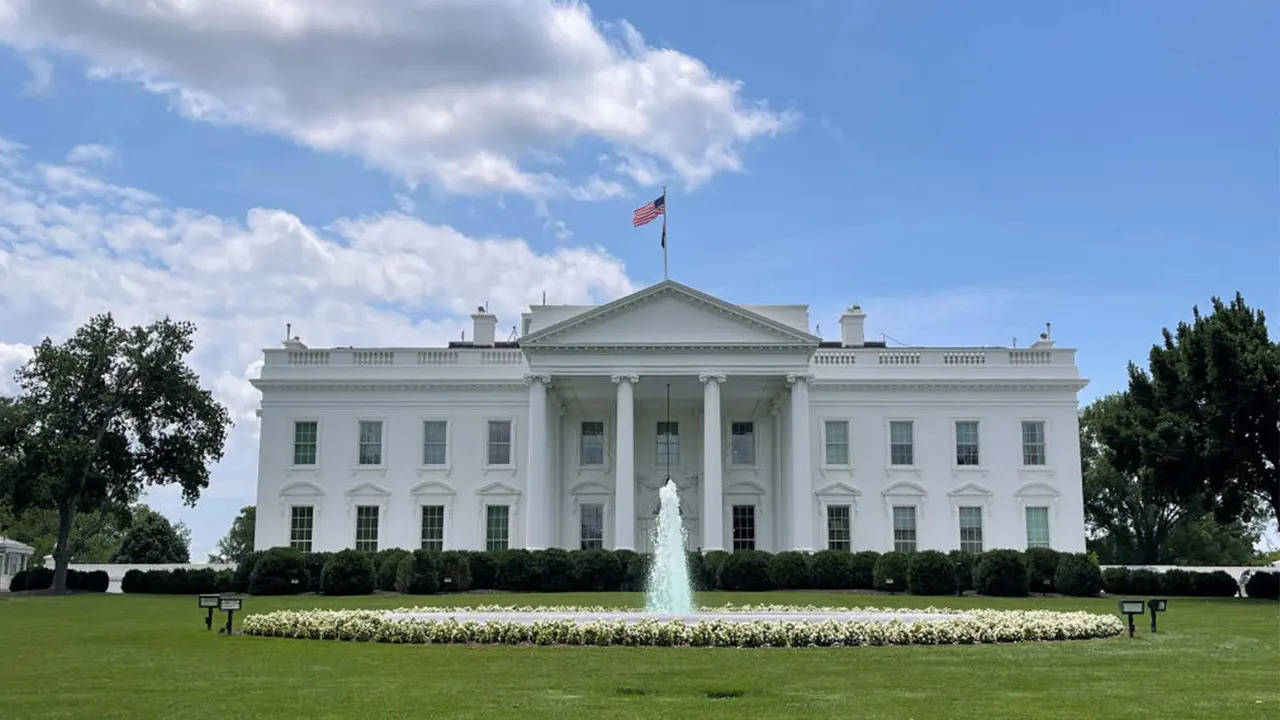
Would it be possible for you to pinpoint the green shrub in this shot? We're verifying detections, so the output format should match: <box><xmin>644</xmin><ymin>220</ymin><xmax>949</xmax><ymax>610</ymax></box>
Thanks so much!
<box><xmin>8</xmin><ymin>569</ymin><xmax>29</xmax><ymax>591</ymax></box>
<box><xmin>949</xmin><ymin>551</ymin><xmax>977</xmax><ymax>594</ymax></box>
<box><xmin>1053</xmin><ymin>553</ymin><xmax>1101</xmax><ymax>596</ymax></box>
<box><xmin>437</xmin><ymin>551</ymin><xmax>472</xmax><ymax>592</ymax></box>
<box><xmin>1128</xmin><ymin>569</ymin><xmax>1162</xmax><ymax>595</ymax></box>
<box><xmin>719</xmin><ymin>550</ymin><xmax>772</xmax><ymax>591</ymax></box>
<box><xmin>851</xmin><ymin>551</ymin><xmax>880</xmax><ymax>589</ymax></box>
<box><xmin>700</xmin><ymin>550</ymin><xmax>729</xmax><ymax>590</ymax></box>
<box><xmin>375</xmin><ymin>549</ymin><xmax>411</xmax><ymax>592</ymax></box>
<box><xmin>395</xmin><ymin>550</ymin><xmax>441</xmax><ymax>594</ymax></box>
<box><xmin>15</xmin><ymin>567</ymin><xmax>54</xmax><ymax>591</ymax></box>
<box><xmin>873</xmin><ymin>551</ymin><xmax>909</xmax><ymax>592</ymax></box>
<box><xmin>466</xmin><ymin>551</ymin><xmax>497</xmax><ymax>589</ymax></box>
<box><xmin>768</xmin><ymin>551</ymin><xmax>809</xmax><ymax>589</ymax></box>
<box><xmin>233</xmin><ymin>550</ymin><xmax>264</xmax><ymax>593</ymax></box>
<box><xmin>809</xmin><ymin>550</ymin><xmax>855</xmax><ymax>589</ymax></box>
<box><xmin>570</xmin><ymin>549</ymin><xmax>622</xmax><ymax>591</ymax></box>
<box><xmin>617</xmin><ymin>550</ymin><xmax>649</xmax><ymax>591</ymax></box>
<box><xmin>1025</xmin><ymin>548</ymin><xmax>1061</xmax><ymax>593</ymax></box>
<box><xmin>119</xmin><ymin>569</ymin><xmax>143</xmax><ymax>593</ymax></box>
<box><xmin>250</xmin><ymin>547</ymin><xmax>310</xmax><ymax>595</ymax></box>
<box><xmin>1160</xmin><ymin>569</ymin><xmax>1194</xmax><ymax>596</ymax></box>
<box><xmin>1245</xmin><ymin>571</ymin><xmax>1279</xmax><ymax>599</ymax></box>
<box><xmin>495</xmin><ymin>549</ymin><xmax>536</xmax><ymax>591</ymax></box>
<box><xmin>973</xmin><ymin>549</ymin><xmax>1030</xmax><ymax>597</ymax></box>
<box><xmin>1190</xmin><ymin>570</ymin><xmax>1238</xmax><ymax>597</ymax></box>
<box><xmin>532</xmin><ymin>549</ymin><xmax>573</xmax><ymax>591</ymax></box>
<box><xmin>907</xmin><ymin>550</ymin><xmax>955</xmax><ymax>595</ymax></box>
<box><xmin>685</xmin><ymin>551</ymin><xmax>704</xmax><ymax>592</ymax></box>
<box><xmin>321</xmin><ymin>549</ymin><xmax>375</xmax><ymax>595</ymax></box>
<box><xmin>302</xmin><ymin>552</ymin><xmax>332</xmax><ymax>592</ymax></box>
<box><xmin>1101</xmin><ymin>566</ymin><xmax>1131</xmax><ymax>594</ymax></box>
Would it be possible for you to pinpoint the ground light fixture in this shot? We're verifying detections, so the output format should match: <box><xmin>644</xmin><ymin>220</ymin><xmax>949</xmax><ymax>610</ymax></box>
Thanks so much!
<box><xmin>1147</xmin><ymin>598</ymin><xmax>1168</xmax><ymax>633</ymax></box>
<box><xmin>197</xmin><ymin>594</ymin><xmax>220</xmax><ymax>630</ymax></box>
<box><xmin>218</xmin><ymin>595</ymin><xmax>243</xmax><ymax>635</ymax></box>
<box><xmin>1119</xmin><ymin>599</ymin><xmax>1146</xmax><ymax>637</ymax></box>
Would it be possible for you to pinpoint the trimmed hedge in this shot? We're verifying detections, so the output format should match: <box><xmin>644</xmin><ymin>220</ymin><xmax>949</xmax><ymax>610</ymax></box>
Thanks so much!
<box><xmin>809</xmin><ymin>550</ymin><xmax>855</xmax><ymax>589</ymax></box>
<box><xmin>438</xmin><ymin>551</ymin><xmax>473</xmax><ymax>592</ymax></box>
<box><xmin>375</xmin><ymin>549</ymin><xmax>411</xmax><ymax>592</ymax></box>
<box><xmin>974</xmin><ymin>550</ymin><xmax>1030</xmax><ymax>597</ymax></box>
<box><xmin>1245</xmin><ymin>571</ymin><xmax>1279</xmax><ymax>599</ymax></box>
<box><xmin>1129</xmin><ymin>569</ymin><xmax>1163</xmax><ymax>595</ymax></box>
<box><xmin>495</xmin><ymin>549</ymin><xmax>536</xmax><ymax>591</ymax></box>
<box><xmin>1025</xmin><ymin>548</ymin><xmax>1061</xmax><ymax>593</ymax></box>
<box><xmin>534</xmin><ymin>548</ymin><xmax>573</xmax><ymax>592</ymax></box>
<box><xmin>700</xmin><ymin>550</ymin><xmax>729</xmax><ymax>590</ymax></box>
<box><xmin>322</xmin><ymin>550</ymin><xmax>376</xmax><ymax>595</ymax></box>
<box><xmin>949</xmin><ymin>551</ymin><xmax>977</xmax><ymax>594</ymax></box>
<box><xmin>395</xmin><ymin>550</ymin><xmax>440</xmax><ymax>594</ymax></box>
<box><xmin>618</xmin><ymin>550</ymin><xmax>649</xmax><ymax>591</ymax></box>
<box><xmin>233</xmin><ymin>550</ymin><xmax>264</xmax><ymax>593</ymax></box>
<box><xmin>907</xmin><ymin>550</ymin><xmax>955</xmax><ymax>595</ymax></box>
<box><xmin>1054</xmin><ymin>553</ymin><xmax>1101</xmax><ymax>597</ymax></box>
<box><xmin>570</xmin><ymin>549</ymin><xmax>622</xmax><ymax>591</ymax></box>
<box><xmin>250</xmin><ymin>547</ymin><xmax>310</xmax><ymax>595</ymax></box>
<box><xmin>1101</xmin><ymin>567</ymin><xmax>1131</xmax><ymax>595</ymax></box>
<box><xmin>1190</xmin><ymin>570</ymin><xmax>1239</xmax><ymax>597</ymax></box>
<box><xmin>466</xmin><ymin>551</ymin><xmax>497</xmax><ymax>589</ymax></box>
<box><xmin>768</xmin><ymin>551</ymin><xmax>809</xmax><ymax>589</ymax></box>
<box><xmin>685</xmin><ymin>552</ymin><xmax>705</xmax><ymax>592</ymax></box>
<box><xmin>121</xmin><ymin>567</ymin><xmax>232</xmax><ymax>593</ymax></box>
<box><xmin>4</xmin><ymin>567</ymin><xmax>109</xmax><ymax>592</ymax></box>
<box><xmin>873</xmin><ymin>551</ymin><xmax>909</xmax><ymax>592</ymax></box>
<box><xmin>719</xmin><ymin>550</ymin><xmax>772</xmax><ymax>591</ymax></box>
<box><xmin>850</xmin><ymin>551</ymin><xmax>880</xmax><ymax>590</ymax></box>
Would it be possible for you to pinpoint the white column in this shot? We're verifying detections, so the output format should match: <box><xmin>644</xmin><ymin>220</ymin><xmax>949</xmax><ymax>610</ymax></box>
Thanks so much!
<box><xmin>524</xmin><ymin>374</ymin><xmax>551</xmax><ymax>549</ymax></box>
<box><xmin>700</xmin><ymin>373</ymin><xmax>726</xmax><ymax>551</ymax></box>
<box><xmin>611</xmin><ymin>374</ymin><xmax>638</xmax><ymax>550</ymax></box>
<box><xmin>787</xmin><ymin>373</ymin><xmax>813</xmax><ymax>551</ymax></box>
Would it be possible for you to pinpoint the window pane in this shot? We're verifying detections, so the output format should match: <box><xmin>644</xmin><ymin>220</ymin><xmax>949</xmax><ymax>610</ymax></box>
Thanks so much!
<box><xmin>889</xmin><ymin>421</ymin><xmax>914</xmax><ymax>465</ymax></box>
<box><xmin>827</xmin><ymin>505</ymin><xmax>851</xmax><ymax>551</ymax></box>
<box><xmin>358</xmin><ymin>421</ymin><xmax>383</xmax><ymax>465</ymax></box>
<box><xmin>486</xmin><ymin>505</ymin><xmax>510</xmax><ymax>551</ymax></box>
<box><xmin>420</xmin><ymin>505</ymin><xmax>444</xmax><ymax>551</ymax></box>
<box><xmin>580</xmin><ymin>421</ymin><xmax>605</xmax><ymax>466</ymax></box>
<box><xmin>892</xmin><ymin>505</ymin><xmax>917</xmax><ymax>553</ymax></box>
<box><xmin>487</xmin><ymin>420</ymin><xmax>512</xmax><ymax>465</ymax></box>
<box><xmin>958</xmin><ymin>506</ymin><xmax>983</xmax><ymax>553</ymax></box>
<box><xmin>293</xmin><ymin>421</ymin><xmax>318</xmax><ymax>465</ymax></box>
<box><xmin>730</xmin><ymin>421</ymin><xmax>755</xmax><ymax>465</ymax></box>
<box><xmin>656</xmin><ymin>421</ymin><xmax>679</xmax><ymax>467</ymax></box>
<box><xmin>1022</xmin><ymin>421</ymin><xmax>1046</xmax><ymax>465</ymax></box>
<box><xmin>732</xmin><ymin>505</ymin><xmax>755</xmax><ymax>550</ymax></box>
<box><xmin>422</xmin><ymin>421</ymin><xmax>448</xmax><ymax>465</ymax></box>
<box><xmin>955</xmin><ymin>421</ymin><xmax>979</xmax><ymax>466</ymax></box>
<box><xmin>824</xmin><ymin>420</ymin><xmax>849</xmax><ymax>465</ymax></box>
<box><xmin>289</xmin><ymin>505</ymin><xmax>313</xmax><ymax>552</ymax></box>
<box><xmin>355</xmin><ymin>505</ymin><xmax>379</xmax><ymax>551</ymax></box>
<box><xmin>580</xmin><ymin>503</ymin><xmax>604</xmax><ymax>549</ymax></box>
<box><xmin>1026</xmin><ymin>506</ymin><xmax>1050</xmax><ymax>549</ymax></box>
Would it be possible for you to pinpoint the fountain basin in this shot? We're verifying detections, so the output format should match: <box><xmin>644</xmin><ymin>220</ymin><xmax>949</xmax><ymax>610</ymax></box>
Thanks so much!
<box><xmin>383</xmin><ymin>609</ymin><xmax>957</xmax><ymax>625</ymax></box>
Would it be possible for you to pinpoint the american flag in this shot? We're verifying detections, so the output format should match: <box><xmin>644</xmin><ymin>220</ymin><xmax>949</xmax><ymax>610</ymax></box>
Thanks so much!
<box><xmin>632</xmin><ymin>195</ymin><xmax>665</xmax><ymax>227</ymax></box>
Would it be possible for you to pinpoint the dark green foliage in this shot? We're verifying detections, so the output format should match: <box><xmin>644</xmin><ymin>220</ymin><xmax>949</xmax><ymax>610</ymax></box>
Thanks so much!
<box><xmin>1160</xmin><ymin>569</ymin><xmax>1195</xmax><ymax>595</ymax></box>
<box><xmin>1128</xmin><ymin>569</ymin><xmax>1163</xmax><ymax>595</ymax></box>
<box><xmin>10</xmin><ymin>567</ymin><xmax>54</xmax><ymax>591</ymax></box>
<box><xmin>532</xmin><ymin>548</ymin><xmax>573</xmax><ymax>591</ymax></box>
<box><xmin>112</xmin><ymin>506</ymin><xmax>190</xmax><ymax>563</ymax></box>
<box><xmin>1101</xmin><ymin>567</ymin><xmax>1131</xmax><ymax>594</ymax></box>
<box><xmin>949</xmin><ymin>551</ymin><xmax>976</xmax><ymax>593</ymax></box>
<box><xmin>809</xmin><ymin>550</ymin><xmax>855</xmax><ymax>589</ymax></box>
<box><xmin>210</xmin><ymin>506</ymin><xmax>255</xmax><ymax>563</ymax></box>
<box><xmin>437</xmin><ymin>550</ymin><xmax>472</xmax><ymax>592</ymax></box>
<box><xmin>321</xmin><ymin>549</ymin><xmax>375</xmax><ymax>595</ymax></box>
<box><xmin>872</xmin><ymin>551</ymin><xmax>909</xmax><ymax>592</ymax></box>
<box><xmin>233</xmin><ymin>550</ymin><xmax>263</xmax><ymax>593</ymax></box>
<box><xmin>495</xmin><ymin>549</ymin><xmax>536</xmax><ymax>590</ymax></box>
<box><xmin>850</xmin><ymin>551</ymin><xmax>880</xmax><ymax>590</ymax></box>
<box><xmin>395</xmin><ymin>550</ymin><xmax>440</xmax><ymax>594</ymax></box>
<box><xmin>616</xmin><ymin>550</ymin><xmax>649</xmax><ymax>591</ymax></box>
<box><xmin>1025</xmin><ymin>548</ymin><xmax>1061</xmax><ymax>593</ymax></box>
<box><xmin>1190</xmin><ymin>570</ymin><xmax>1239</xmax><ymax>597</ymax></box>
<box><xmin>249</xmin><ymin>547</ymin><xmax>310</xmax><ymax>595</ymax></box>
<box><xmin>80</xmin><ymin>569</ymin><xmax>109</xmax><ymax>592</ymax></box>
<box><xmin>375</xmin><ymin>549</ymin><xmax>410</xmax><ymax>591</ymax></box>
<box><xmin>700</xmin><ymin>550</ymin><xmax>729</xmax><ymax>590</ymax></box>
<box><xmin>1053</xmin><ymin>553</ymin><xmax>1102</xmax><ymax>596</ymax></box>
<box><xmin>768</xmin><ymin>551</ymin><xmax>809</xmax><ymax>589</ymax></box>
<box><xmin>119</xmin><ymin>566</ymin><xmax>230</xmax><ymax>593</ymax></box>
<box><xmin>907</xmin><ymin>550</ymin><xmax>955</xmax><ymax>595</ymax></box>
<box><xmin>718</xmin><ymin>550</ymin><xmax>772</xmax><ymax>591</ymax></box>
<box><xmin>569</xmin><ymin>549</ymin><xmax>622</xmax><ymax>591</ymax></box>
<box><xmin>302</xmin><ymin>552</ymin><xmax>331</xmax><ymax>592</ymax></box>
<box><xmin>466</xmin><ymin>551</ymin><xmax>497</xmax><ymax>589</ymax></box>
<box><xmin>973</xmin><ymin>550</ymin><xmax>1030</xmax><ymax>597</ymax></box>
<box><xmin>119</xmin><ymin>569</ymin><xmax>144</xmax><ymax>593</ymax></box>
<box><xmin>685</xmin><ymin>551</ymin><xmax>704</xmax><ymax>591</ymax></box>
<box><xmin>1245</xmin><ymin>571</ymin><xmax>1279</xmax><ymax>599</ymax></box>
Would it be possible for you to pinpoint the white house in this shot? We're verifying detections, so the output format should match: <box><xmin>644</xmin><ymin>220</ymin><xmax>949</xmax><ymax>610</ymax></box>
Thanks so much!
<box><xmin>251</xmin><ymin>280</ymin><xmax>1087</xmax><ymax>556</ymax></box>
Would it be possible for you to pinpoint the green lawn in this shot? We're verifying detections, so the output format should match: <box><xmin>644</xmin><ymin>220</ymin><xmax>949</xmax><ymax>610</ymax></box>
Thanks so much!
<box><xmin>1</xmin><ymin>591</ymin><xmax>1276</xmax><ymax>719</ymax></box>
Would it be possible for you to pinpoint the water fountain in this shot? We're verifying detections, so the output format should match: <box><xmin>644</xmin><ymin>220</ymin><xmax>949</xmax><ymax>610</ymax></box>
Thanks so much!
<box><xmin>644</xmin><ymin>479</ymin><xmax>693</xmax><ymax>614</ymax></box>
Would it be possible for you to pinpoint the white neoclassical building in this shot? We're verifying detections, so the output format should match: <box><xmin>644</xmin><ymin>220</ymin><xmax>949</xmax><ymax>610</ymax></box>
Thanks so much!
<box><xmin>251</xmin><ymin>280</ymin><xmax>1087</xmax><ymax>556</ymax></box>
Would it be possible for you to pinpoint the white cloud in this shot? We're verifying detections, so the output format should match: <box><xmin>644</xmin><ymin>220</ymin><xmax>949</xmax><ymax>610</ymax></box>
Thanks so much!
<box><xmin>66</xmin><ymin>143</ymin><xmax>117</xmax><ymax>165</ymax></box>
<box><xmin>21</xmin><ymin>54</ymin><xmax>51</xmax><ymax>96</ymax></box>
<box><xmin>0</xmin><ymin>136</ymin><xmax>636</xmax><ymax>557</ymax></box>
<box><xmin>392</xmin><ymin>192</ymin><xmax>415</xmax><ymax>214</ymax></box>
<box><xmin>0</xmin><ymin>0</ymin><xmax>793</xmax><ymax>196</ymax></box>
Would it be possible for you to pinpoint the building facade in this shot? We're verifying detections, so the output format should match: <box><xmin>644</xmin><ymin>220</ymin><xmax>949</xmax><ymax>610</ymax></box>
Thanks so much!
<box><xmin>251</xmin><ymin>280</ymin><xmax>1088</xmax><ymax>555</ymax></box>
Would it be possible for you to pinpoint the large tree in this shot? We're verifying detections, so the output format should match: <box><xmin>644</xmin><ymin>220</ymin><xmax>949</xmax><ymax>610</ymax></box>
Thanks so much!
<box><xmin>209</xmin><ymin>505</ymin><xmax>255</xmax><ymax>563</ymax></box>
<box><xmin>112</xmin><ymin>505</ymin><xmax>190</xmax><ymax>563</ymax></box>
<box><xmin>1113</xmin><ymin>293</ymin><xmax>1279</xmax><ymax>523</ymax></box>
<box><xmin>0</xmin><ymin>499</ymin><xmax>132</xmax><ymax>565</ymax></box>
<box><xmin>1</xmin><ymin>314</ymin><xmax>230</xmax><ymax>590</ymax></box>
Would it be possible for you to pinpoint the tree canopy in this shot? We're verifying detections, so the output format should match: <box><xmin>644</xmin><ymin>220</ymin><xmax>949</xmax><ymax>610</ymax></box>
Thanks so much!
<box><xmin>112</xmin><ymin>505</ymin><xmax>191</xmax><ymax>563</ymax></box>
<box><xmin>210</xmin><ymin>505</ymin><xmax>255</xmax><ymax>563</ymax></box>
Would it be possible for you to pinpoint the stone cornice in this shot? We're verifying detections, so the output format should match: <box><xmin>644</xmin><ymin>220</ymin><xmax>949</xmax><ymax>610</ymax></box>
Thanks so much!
<box><xmin>522</xmin><ymin>342</ymin><xmax>816</xmax><ymax>353</ymax></box>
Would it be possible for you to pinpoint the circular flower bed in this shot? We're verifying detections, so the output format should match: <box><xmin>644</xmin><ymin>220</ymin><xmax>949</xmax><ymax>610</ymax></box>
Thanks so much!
<box><xmin>242</xmin><ymin>604</ymin><xmax>1123</xmax><ymax>647</ymax></box>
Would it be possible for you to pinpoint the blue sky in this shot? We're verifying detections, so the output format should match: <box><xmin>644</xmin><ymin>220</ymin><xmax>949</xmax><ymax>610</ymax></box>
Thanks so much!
<box><xmin>0</xmin><ymin>1</ymin><xmax>1275</xmax><ymax>557</ymax></box>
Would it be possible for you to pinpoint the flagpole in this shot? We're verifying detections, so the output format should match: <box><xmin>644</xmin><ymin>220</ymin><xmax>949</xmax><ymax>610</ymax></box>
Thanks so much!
<box><xmin>661</xmin><ymin>185</ymin><xmax>668</xmax><ymax>280</ymax></box>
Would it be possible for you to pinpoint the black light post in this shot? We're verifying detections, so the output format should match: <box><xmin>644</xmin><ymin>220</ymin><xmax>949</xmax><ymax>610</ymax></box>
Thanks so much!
<box><xmin>1147</xmin><ymin>598</ymin><xmax>1168</xmax><ymax>632</ymax></box>
<box><xmin>198</xmin><ymin>594</ymin><xmax>220</xmax><ymax>630</ymax></box>
<box><xmin>218</xmin><ymin>595</ymin><xmax>243</xmax><ymax>634</ymax></box>
<box><xmin>1119</xmin><ymin>599</ymin><xmax>1145</xmax><ymax>638</ymax></box>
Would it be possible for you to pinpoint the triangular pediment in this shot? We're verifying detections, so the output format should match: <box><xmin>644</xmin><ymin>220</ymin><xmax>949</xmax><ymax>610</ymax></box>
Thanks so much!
<box><xmin>521</xmin><ymin>280</ymin><xmax>818</xmax><ymax>349</ymax></box>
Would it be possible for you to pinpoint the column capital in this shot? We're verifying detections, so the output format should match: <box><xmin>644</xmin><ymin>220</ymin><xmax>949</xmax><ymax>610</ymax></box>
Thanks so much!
<box><xmin>610</xmin><ymin>373</ymin><xmax>639</xmax><ymax>385</ymax></box>
<box><xmin>523</xmin><ymin>373</ymin><xmax>552</xmax><ymax>386</ymax></box>
<box><xmin>785</xmin><ymin>372</ymin><xmax>814</xmax><ymax>386</ymax></box>
<box><xmin>769</xmin><ymin>396</ymin><xmax>785</xmax><ymax>416</ymax></box>
<box><xmin>698</xmin><ymin>373</ymin><xmax>727</xmax><ymax>384</ymax></box>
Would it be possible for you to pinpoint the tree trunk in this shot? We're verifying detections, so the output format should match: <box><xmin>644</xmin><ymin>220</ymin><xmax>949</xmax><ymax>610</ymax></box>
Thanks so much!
<box><xmin>52</xmin><ymin>502</ymin><xmax>76</xmax><ymax>592</ymax></box>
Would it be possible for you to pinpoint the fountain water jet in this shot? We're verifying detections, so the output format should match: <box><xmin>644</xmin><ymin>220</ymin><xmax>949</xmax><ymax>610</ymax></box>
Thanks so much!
<box><xmin>644</xmin><ymin>479</ymin><xmax>694</xmax><ymax>614</ymax></box>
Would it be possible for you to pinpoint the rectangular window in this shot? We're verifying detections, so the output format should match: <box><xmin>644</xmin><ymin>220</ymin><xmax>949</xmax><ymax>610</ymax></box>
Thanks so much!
<box><xmin>1022</xmin><ymin>421</ymin><xmax>1046</xmax><ymax>466</ymax></box>
<box><xmin>357</xmin><ymin>420</ymin><xmax>383</xmax><ymax>465</ymax></box>
<box><xmin>289</xmin><ymin>505</ymin><xmax>313</xmax><ymax>552</ymax></box>
<box><xmin>420</xmin><ymin>505</ymin><xmax>444</xmax><ymax>551</ymax></box>
<box><xmin>1026</xmin><ymin>506</ymin><xmax>1051</xmax><ymax>549</ymax></box>
<box><xmin>824</xmin><ymin>420</ymin><xmax>850</xmax><ymax>465</ymax></box>
<box><xmin>892</xmin><ymin>505</ymin><xmax>917</xmax><ymax>553</ymax></box>
<box><xmin>827</xmin><ymin>505</ymin><xmax>851</xmax><ymax>551</ymax></box>
<box><xmin>422</xmin><ymin>420</ymin><xmax>448</xmax><ymax>465</ymax></box>
<box><xmin>958</xmin><ymin>506</ymin><xmax>983</xmax><ymax>553</ymax></box>
<box><xmin>487</xmin><ymin>420</ymin><xmax>512</xmax><ymax>466</ymax></box>
<box><xmin>580</xmin><ymin>503</ymin><xmax>604</xmax><ymax>550</ymax></box>
<box><xmin>889</xmin><ymin>421</ymin><xmax>914</xmax><ymax>466</ymax></box>
<box><xmin>486</xmin><ymin>505</ymin><xmax>510</xmax><ymax>551</ymax></box>
<box><xmin>355</xmin><ymin>505</ymin><xmax>379</xmax><ymax>551</ymax></box>
<box><xmin>292</xmin><ymin>421</ymin><xmax>318</xmax><ymax>466</ymax></box>
<box><xmin>732</xmin><ymin>505</ymin><xmax>756</xmax><ymax>550</ymax></box>
<box><xmin>656</xmin><ymin>421</ymin><xmax>679</xmax><ymax>467</ymax></box>
<box><xmin>730</xmin><ymin>421</ymin><xmax>755</xmax><ymax>465</ymax></box>
<box><xmin>580</xmin><ymin>421</ymin><xmax>605</xmax><ymax>466</ymax></box>
<box><xmin>955</xmin><ymin>421</ymin><xmax>980</xmax><ymax>466</ymax></box>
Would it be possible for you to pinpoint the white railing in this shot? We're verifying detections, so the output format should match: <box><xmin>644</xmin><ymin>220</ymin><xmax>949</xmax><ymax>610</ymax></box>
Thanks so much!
<box><xmin>481</xmin><ymin>350</ymin><xmax>524</xmax><ymax>365</ymax></box>
<box><xmin>1009</xmin><ymin>350</ymin><xmax>1052</xmax><ymax>365</ymax></box>
<box><xmin>811</xmin><ymin>347</ymin><xmax>1074</xmax><ymax>367</ymax></box>
<box><xmin>353</xmin><ymin>350</ymin><xmax>394</xmax><ymax>365</ymax></box>
<box><xmin>287</xmin><ymin>350</ymin><xmax>329</xmax><ymax>365</ymax></box>
<box><xmin>813</xmin><ymin>351</ymin><xmax>857</xmax><ymax>365</ymax></box>
<box><xmin>417</xmin><ymin>350</ymin><xmax>459</xmax><ymax>365</ymax></box>
<box><xmin>271</xmin><ymin>347</ymin><xmax>524</xmax><ymax>367</ymax></box>
<box><xmin>878</xmin><ymin>351</ymin><xmax>921</xmax><ymax>365</ymax></box>
<box><xmin>943</xmin><ymin>351</ymin><xmax>986</xmax><ymax>365</ymax></box>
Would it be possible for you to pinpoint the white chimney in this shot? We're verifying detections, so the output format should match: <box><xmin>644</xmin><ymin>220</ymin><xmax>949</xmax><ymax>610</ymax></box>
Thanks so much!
<box><xmin>839</xmin><ymin>305</ymin><xmax>866</xmax><ymax>347</ymax></box>
<box><xmin>471</xmin><ymin>306</ymin><xmax>497</xmax><ymax>346</ymax></box>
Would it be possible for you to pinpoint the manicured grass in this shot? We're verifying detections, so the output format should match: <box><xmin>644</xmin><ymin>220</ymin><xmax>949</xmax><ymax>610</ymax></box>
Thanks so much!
<box><xmin>1</xmin><ymin>591</ymin><xmax>1276</xmax><ymax>719</ymax></box>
